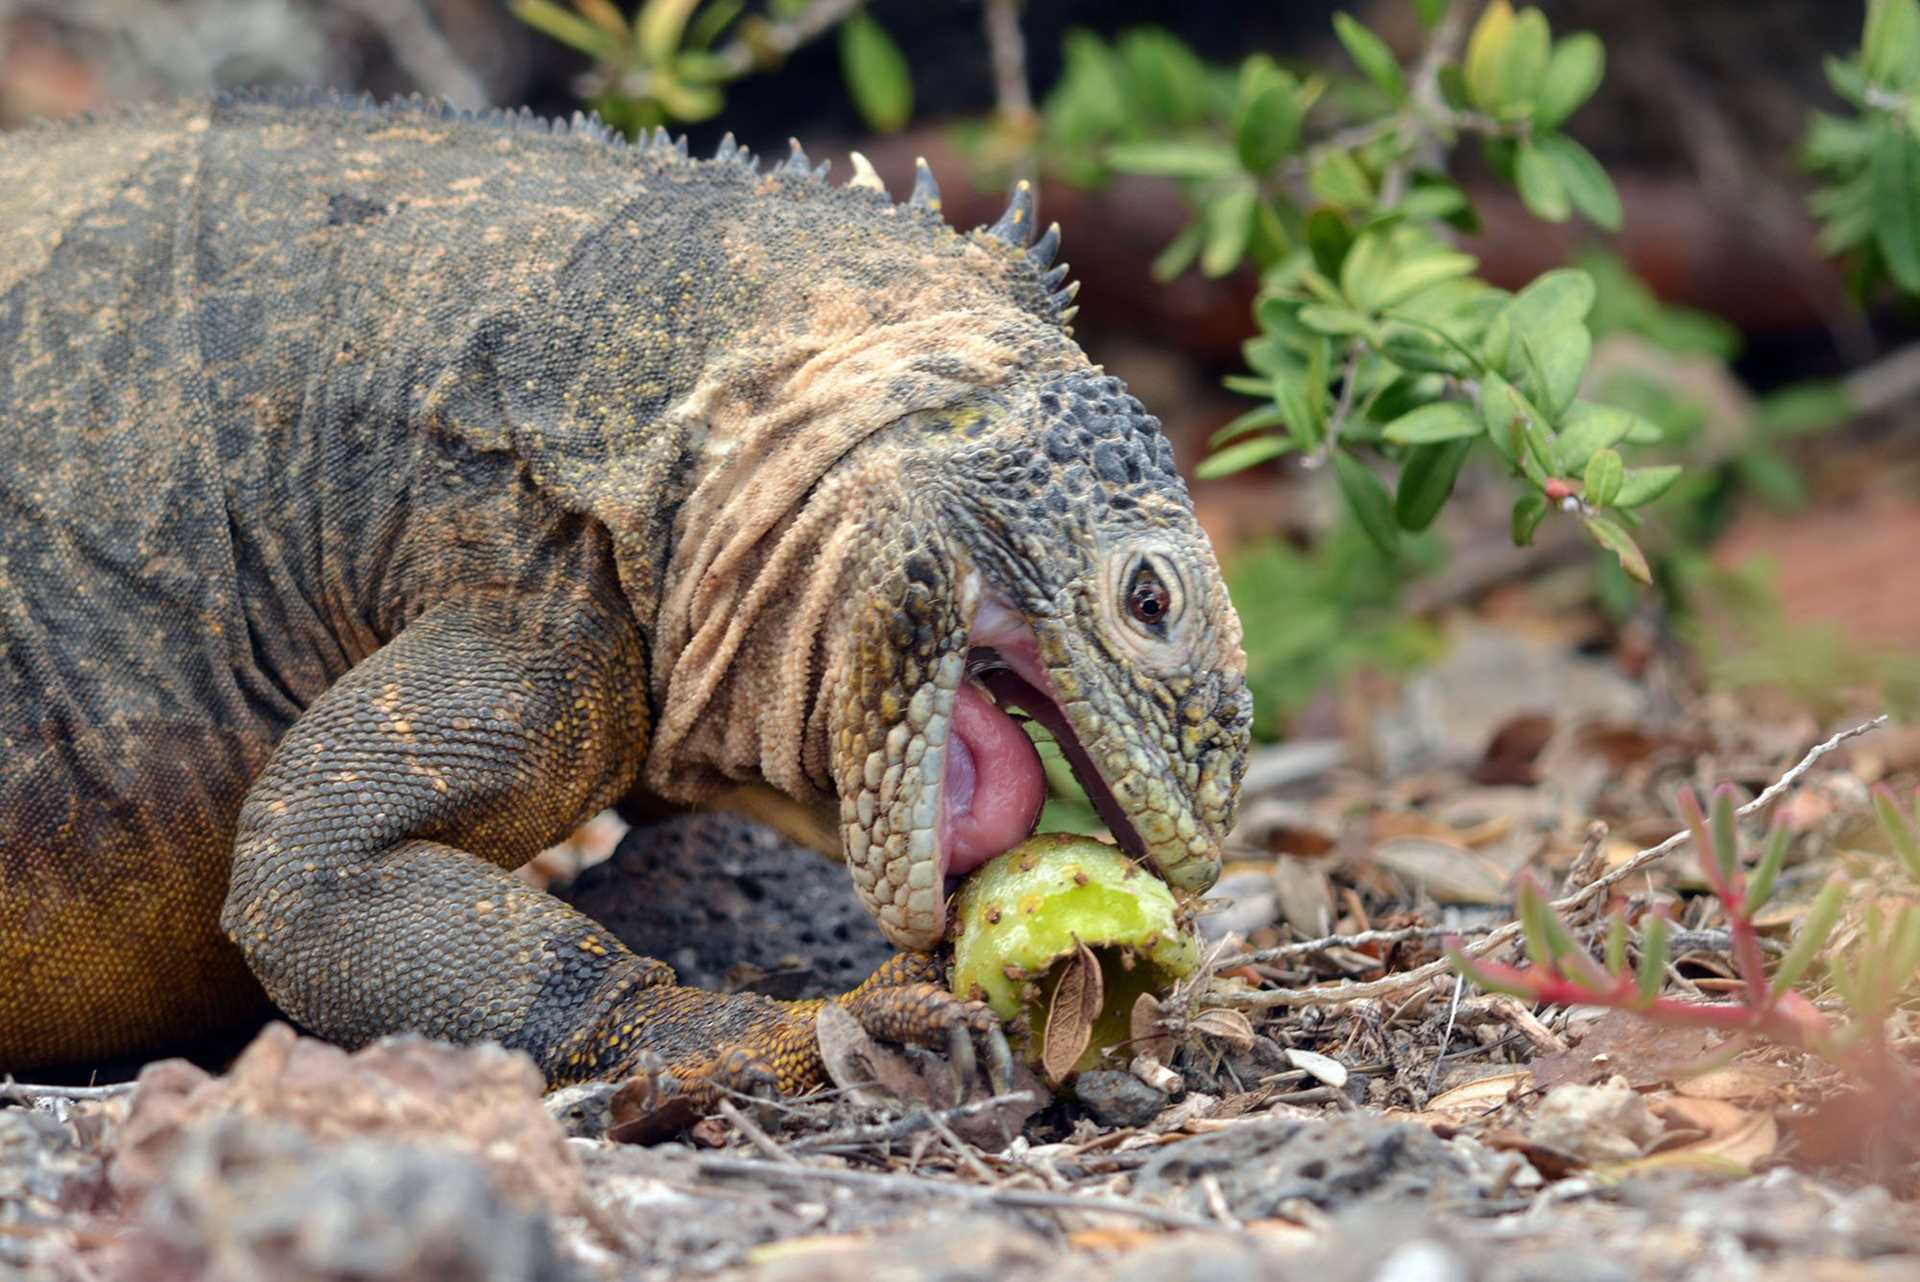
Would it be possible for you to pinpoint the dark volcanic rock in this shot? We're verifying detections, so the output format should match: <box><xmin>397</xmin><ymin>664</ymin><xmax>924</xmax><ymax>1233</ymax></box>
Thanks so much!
<box><xmin>555</xmin><ymin>813</ymin><xmax>895</xmax><ymax>998</ymax></box>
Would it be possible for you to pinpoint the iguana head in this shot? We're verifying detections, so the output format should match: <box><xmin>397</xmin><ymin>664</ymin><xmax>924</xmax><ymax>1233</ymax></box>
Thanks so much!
<box><xmin>836</xmin><ymin>363</ymin><xmax>1253</xmax><ymax>947</ymax></box>
<box><xmin>631</xmin><ymin>142</ymin><xmax>1250</xmax><ymax>950</ymax></box>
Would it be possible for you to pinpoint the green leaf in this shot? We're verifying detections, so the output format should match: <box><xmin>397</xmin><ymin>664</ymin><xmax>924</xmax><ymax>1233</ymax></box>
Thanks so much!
<box><xmin>1306</xmin><ymin>208</ymin><xmax>1353</xmax><ymax>280</ymax></box>
<box><xmin>1210</xmin><ymin>402</ymin><xmax>1291</xmax><ymax>446</ymax></box>
<box><xmin>1538</xmin><ymin>134</ymin><xmax>1622</xmax><ymax>231</ymax></box>
<box><xmin>1151</xmin><ymin>221</ymin><xmax>1206</xmax><ymax>282</ymax></box>
<box><xmin>1874</xmin><ymin>786</ymin><xmax>1920</xmax><ymax>880</ymax></box>
<box><xmin>1497</xmin><ymin>8</ymin><xmax>1552</xmax><ymax>115</ymax></box>
<box><xmin>1383</xmin><ymin>400</ymin><xmax>1484</xmax><ymax>444</ymax></box>
<box><xmin>1380</xmin><ymin>329</ymin><xmax>1470</xmax><ymax>375</ymax></box>
<box><xmin>1612</xmin><ymin>464</ymin><xmax>1683</xmax><ymax>508</ymax></box>
<box><xmin>1463</xmin><ymin>0</ymin><xmax>1517</xmax><ymax>114</ymax></box>
<box><xmin>1506</xmin><ymin>268</ymin><xmax>1597</xmax><ymax>337</ymax></box>
<box><xmin>1373</xmin><ymin>251</ymin><xmax>1479</xmax><ymax>310</ymax></box>
<box><xmin>1309</xmin><ymin>147</ymin><xmax>1375</xmax><ymax>209</ymax></box>
<box><xmin>1298</xmin><ymin>303</ymin><xmax>1373</xmax><ymax>336</ymax></box>
<box><xmin>1395</xmin><ymin>438</ymin><xmax>1474</xmax><ymax>531</ymax></box>
<box><xmin>839</xmin><ymin>14</ymin><xmax>912</xmax><ymax>133</ymax></box>
<box><xmin>1414</xmin><ymin>0</ymin><xmax>1450</xmax><ymax>27</ymax></box>
<box><xmin>1332</xmin><ymin>12</ymin><xmax>1407</xmax><ymax>103</ymax></box>
<box><xmin>1197</xmin><ymin>435</ymin><xmax>1299</xmax><ymax>478</ymax></box>
<box><xmin>1773</xmin><ymin>876</ymin><xmax>1848</xmax><ymax>993</ymax></box>
<box><xmin>1552</xmin><ymin>401</ymin><xmax>1634</xmax><ymax>471</ymax></box>
<box><xmin>1826</xmin><ymin>53</ymin><xmax>1871</xmax><ymax>107</ymax></box>
<box><xmin>1511</xmin><ymin>491</ymin><xmax>1549</xmax><ymax>545</ymax></box>
<box><xmin>1201</xmin><ymin>185</ymin><xmax>1257</xmax><ymax>277</ymax></box>
<box><xmin>1636</xmin><ymin>915</ymin><xmax>1671</xmax><ymax>1005</ymax></box>
<box><xmin>1709</xmin><ymin>787</ymin><xmax>1741</xmax><ymax>888</ymax></box>
<box><xmin>1864</xmin><ymin>0</ymin><xmax>1920</xmax><ymax>90</ymax></box>
<box><xmin>1478</xmin><ymin>371</ymin><xmax>1532</xmax><ymax>463</ymax></box>
<box><xmin>512</xmin><ymin>0</ymin><xmax>625</xmax><ymax>58</ymax></box>
<box><xmin>1520</xmin><ymin>328</ymin><xmax>1591</xmax><ymax>419</ymax></box>
<box><xmin>1332</xmin><ymin>451</ymin><xmax>1402</xmax><ymax>556</ymax></box>
<box><xmin>1742</xmin><ymin>822</ymin><xmax>1793</xmax><ymax>917</ymax></box>
<box><xmin>1398</xmin><ymin>177</ymin><xmax>1472</xmax><ymax>223</ymax></box>
<box><xmin>1583</xmin><ymin>447</ymin><xmax>1623</xmax><ymax>507</ymax></box>
<box><xmin>1340</xmin><ymin>231</ymin><xmax>1395</xmax><ymax>312</ymax></box>
<box><xmin>1871</xmin><ymin>124</ymin><xmax>1920</xmax><ymax>292</ymax></box>
<box><xmin>1581</xmin><ymin>513</ymin><xmax>1651</xmax><ymax>583</ymax></box>
<box><xmin>1515</xmin><ymin>141</ymin><xmax>1570</xmax><ymax>221</ymax></box>
<box><xmin>1236</xmin><ymin>75</ymin><xmax>1305</xmax><ymax>173</ymax></box>
<box><xmin>1534</xmin><ymin>32</ymin><xmax>1605</xmax><ymax>130</ymax></box>
<box><xmin>1104</xmin><ymin>141</ymin><xmax>1241</xmax><ymax>179</ymax></box>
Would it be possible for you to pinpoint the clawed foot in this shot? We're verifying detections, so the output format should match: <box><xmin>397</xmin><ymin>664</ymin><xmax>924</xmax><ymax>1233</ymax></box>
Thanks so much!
<box><xmin>602</xmin><ymin>952</ymin><xmax>1015</xmax><ymax>1143</ymax></box>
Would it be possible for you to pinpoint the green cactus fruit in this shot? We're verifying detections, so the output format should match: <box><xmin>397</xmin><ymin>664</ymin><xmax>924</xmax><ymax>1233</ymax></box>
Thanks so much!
<box><xmin>948</xmin><ymin>833</ymin><xmax>1200</xmax><ymax>1079</ymax></box>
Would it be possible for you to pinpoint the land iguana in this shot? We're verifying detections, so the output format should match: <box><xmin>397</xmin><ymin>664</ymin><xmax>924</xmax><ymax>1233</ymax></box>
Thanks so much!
<box><xmin>0</xmin><ymin>92</ymin><xmax>1251</xmax><ymax>1107</ymax></box>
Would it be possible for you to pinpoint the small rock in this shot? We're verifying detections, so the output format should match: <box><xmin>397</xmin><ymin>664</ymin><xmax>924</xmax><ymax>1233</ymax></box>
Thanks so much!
<box><xmin>542</xmin><ymin>1082</ymin><xmax>621</xmax><ymax>1139</ymax></box>
<box><xmin>1073</xmin><ymin>1071</ymin><xmax>1166</xmax><ymax>1129</ymax></box>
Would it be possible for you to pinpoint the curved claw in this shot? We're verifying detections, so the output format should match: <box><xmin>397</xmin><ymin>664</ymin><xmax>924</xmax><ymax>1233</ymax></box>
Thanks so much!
<box><xmin>945</xmin><ymin>1021</ymin><xmax>979</xmax><ymax>1093</ymax></box>
<box><xmin>983</xmin><ymin>1024</ymin><xmax>1014</xmax><ymax>1096</ymax></box>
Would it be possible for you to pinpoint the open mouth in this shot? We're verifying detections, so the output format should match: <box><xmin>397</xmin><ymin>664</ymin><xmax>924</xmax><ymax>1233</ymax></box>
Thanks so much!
<box><xmin>937</xmin><ymin>599</ymin><xmax>1148</xmax><ymax>887</ymax></box>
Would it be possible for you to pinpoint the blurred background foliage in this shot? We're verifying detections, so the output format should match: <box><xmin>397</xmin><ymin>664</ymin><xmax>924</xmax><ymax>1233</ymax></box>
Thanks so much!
<box><xmin>7</xmin><ymin>0</ymin><xmax>1918</xmax><ymax>758</ymax></box>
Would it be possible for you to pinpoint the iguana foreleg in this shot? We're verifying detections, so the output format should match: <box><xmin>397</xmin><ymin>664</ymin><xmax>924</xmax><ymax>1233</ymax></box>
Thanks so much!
<box><xmin>219</xmin><ymin>593</ymin><xmax>1000</xmax><ymax>1092</ymax></box>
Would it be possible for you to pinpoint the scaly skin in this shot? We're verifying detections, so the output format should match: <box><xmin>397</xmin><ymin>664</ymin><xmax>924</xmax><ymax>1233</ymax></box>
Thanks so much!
<box><xmin>0</xmin><ymin>92</ymin><xmax>1249</xmax><ymax>1102</ymax></box>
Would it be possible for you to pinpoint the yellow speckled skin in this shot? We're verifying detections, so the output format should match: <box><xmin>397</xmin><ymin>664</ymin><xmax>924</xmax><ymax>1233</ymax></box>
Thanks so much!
<box><xmin>0</xmin><ymin>93</ymin><xmax>1249</xmax><ymax>1094</ymax></box>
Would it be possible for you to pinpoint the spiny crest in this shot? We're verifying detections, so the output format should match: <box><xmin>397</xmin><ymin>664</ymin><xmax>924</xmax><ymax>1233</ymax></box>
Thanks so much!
<box><xmin>202</xmin><ymin>92</ymin><xmax>1082</xmax><ymax>330</ymax></box>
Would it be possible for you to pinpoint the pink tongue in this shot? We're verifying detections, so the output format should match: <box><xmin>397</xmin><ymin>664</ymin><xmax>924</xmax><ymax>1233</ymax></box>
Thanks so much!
<box><xmin>941</xmin><ymin>683</ymin><xmax>1047</xmax><ymax>877</ymax></box>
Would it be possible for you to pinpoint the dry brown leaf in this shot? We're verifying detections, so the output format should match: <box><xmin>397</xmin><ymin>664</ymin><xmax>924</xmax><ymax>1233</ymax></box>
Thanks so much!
<box><xmin>1674</xmin><ymin>1063</ymin><xmax>1790</xmax><ymax>1102</ymax></box>
<box><xmin>1424</xmin><ymin>1069</ymin><xmax>1533</xmax><ymax>1121</ymax></box>
<box><xmin>1370</xmin><ymin>837</ymin><xmax>1511</xmax><ymax>905</ymax></box>
<box><xmin>1189</xmin><ymin>1007</ymin><xmax>1257</xmax><ymax>1052</ymax></box>
<box><xmin>1042</xmin><ymin>939</ymin><xmax>1103</xmax><ymax>1083</ymax></box>
<box><xmin>1130</xmin><ymin>992</ymin><xmax>1176</xmax><ymax>1064</ymax></box>
<box><xmin>1650</xmin><ymin>1096</ymin><xmax>1779</xmax><ymax>1167</ymax></box>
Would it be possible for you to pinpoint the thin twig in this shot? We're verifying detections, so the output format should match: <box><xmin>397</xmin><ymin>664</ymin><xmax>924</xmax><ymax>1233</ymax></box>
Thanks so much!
<box><xmin>1304</xmin><ymin>341</ymin><xmax>1364</xmax><ymax>469</ymax></box>
<box><xmin>692</xmin><ymin>1154</ymin><xmax>1227</xmax><ymax>1231</ymax></box>
<box><xmin>926</xmin><ymin>1111</ymin><xmax>1001</xmax><ymax>1183</ymax></box>
<box><xmin>1379</xmin><ymin>0</ymin><xmax>1470</xmax><ymax>206</ymax></box>
<box><xmin>786</xmin><ymin>1091</ymin><xmax>1041</xmax><ymax>1154</ymax></box>
<box><xmin>1233</xmin><ymin>923</ymin><xmax>1493</xmax><ymax>969</ymax></box>
<box><xmin>716</xmin><ymin>1099</ymin><xmax>798</xmax><ymax>1164</ymax></box>
<box><xmin>1218</xmin><ymin>715</ymin><xmax>1889</xmax><ymax>1010</ymax></box>
<box><xmin>334</xmin><ymin>0</ymin><xmax>489</xmax><ymax>109</ymax></box>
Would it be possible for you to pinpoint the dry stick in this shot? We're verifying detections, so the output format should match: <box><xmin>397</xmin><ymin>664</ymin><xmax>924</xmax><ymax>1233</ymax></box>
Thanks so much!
<box><xmin>716</xmin><ymin>1099</ymin><xmax>799</xmax><ymax>1165</ymax></box>
<box><xmin>786</xmin><ymin>1091</ymin><xmax>1042</xmax><ymax>1154</ymax></box>
<box><xmin>1234</xmin><ymin>924</ymin><xmax>1493</xmax><ymax>969</ymax></box>
<box><xmin>1219</xmin><ymin>715</ymin><xmax>1890</xmax><ymax>1012</ymax></box>
<box><xmin>692</xmin><ymin>1154</ymin><xmax>1225</xmax><ymax>1232</ymax></box>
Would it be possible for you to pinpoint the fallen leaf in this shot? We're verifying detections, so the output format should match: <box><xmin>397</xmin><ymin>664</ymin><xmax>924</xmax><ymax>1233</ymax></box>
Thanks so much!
<box><xmin>1131</xmin><ymin>992</ymin><xmax>1176</xmax><ymax>1064</ymax></box>
<box><xmin>1472</xmin><ymin>712</ymin><xmax>1556</xmax><ymax>785</ymax></box>
<box><xmin>1650</xmin><ymin>1095</ymin><xmax>1778</xmax><ymax>1167</ymax></box>
<box><xmin>1480</xmin><ymin>1128</ymin><xmax>1588</xmax><ymax>1179</ymax></box>
<box><xmin>1370</xmin><ymin>836</ymin><xmax>1511</xmax><ymax>905</ymax></box>
<box><xmin>1042</xmin><ymin>939</ymin><xmax>1104</xmax><ymax>1083</ymax></box>
<box><xmin>1189</xmin><ymin>1007</ymin><xmax>1257</xmax><ymax>1052</ymax></box>
<box><xmin>1531</xmin><ymin>1009</ymin><xmax>1719</xmax><ymax>1091</ymax></box>
<box><xmin>815</xmin><ymin>1002</ymin><xmax>940</xmax><ymax>1108</ymax></box>
<box><xmin>1423</xmin><ymin>1069</ymin><xmax>1533</xmax><ymax>1121</ymax></box>
<box><xmin>1672</xmin><ymin>1063</ymin><xmax>1790</xmax><ymax>1102</ymax></box>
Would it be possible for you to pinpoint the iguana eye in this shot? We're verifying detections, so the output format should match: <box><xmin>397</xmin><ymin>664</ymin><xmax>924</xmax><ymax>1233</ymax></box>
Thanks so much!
<box><xmin>1125</xmin><ymin>560</ymin><xmax>1176</xmax><ymax>631</ymax></box>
